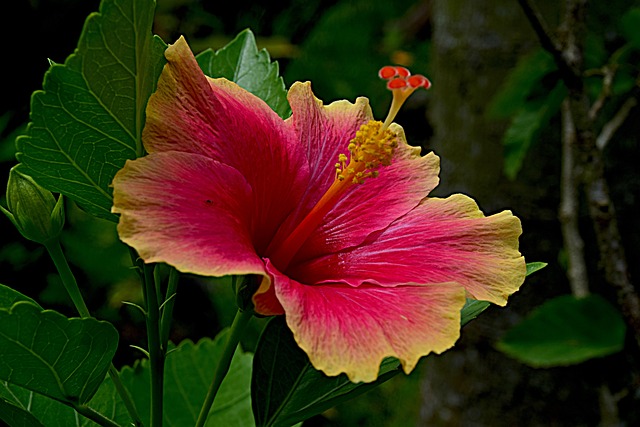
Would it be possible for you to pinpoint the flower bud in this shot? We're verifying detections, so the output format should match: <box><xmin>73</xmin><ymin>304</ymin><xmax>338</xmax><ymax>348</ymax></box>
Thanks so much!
<box><xmin>1</xmin><ymin>166</ymin><xmax>65</xmax><ymax>244</ymax></box>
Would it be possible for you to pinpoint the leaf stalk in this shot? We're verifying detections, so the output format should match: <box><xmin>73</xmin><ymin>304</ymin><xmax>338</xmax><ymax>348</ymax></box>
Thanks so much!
<box><xmin>195</xmin><ymin>309</ymin><xmax>252</xmax><ymax>427</ymax></box>
<box><xmin>46</xmin><ymin>238</ymin><xmax>143</xmax><ymax>426</ymax></box>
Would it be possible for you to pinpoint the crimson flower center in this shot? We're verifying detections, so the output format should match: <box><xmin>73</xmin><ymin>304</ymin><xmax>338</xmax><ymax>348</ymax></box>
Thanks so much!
<box><xmin>266</xmin><ymin>120</ymin><xmax>397</xmax><ymax>271</ymax></box>
<box><xmin>265</xmin><ymin>65</ymin><xmax>431</xmax><ymax>272</ymax></box>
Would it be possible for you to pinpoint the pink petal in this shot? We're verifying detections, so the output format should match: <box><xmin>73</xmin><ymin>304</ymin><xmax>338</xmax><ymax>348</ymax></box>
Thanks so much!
<box><xmin>285</xmin><ymin>81</ymin><xmax>373</xmax><ymax>205</ymax></box>
<box><xmin>268</xmin><ymin>261</ymin><xmax>466</xmax><ymax>383</ymax></box>
<box><xmin>112</xmin><ymin>152</ymin><xmax>265</xmax><ymax>277</ymax></box>
<box><xmin>143</xmin><ymin>36</ymin><xmax>308</xmax><ymax>252</ymax></box>
<box><xmin>271</xmin><ymin>83</ymin><xmax>441</xmax><ymax>260</ymax></box>
<box><xmin>294</xmin><ymin>130</ymin><xmax>441</xmax><ymax>262</ymax></box>
<box><xmin>290</xmin><ymin>194</ymin><xmax>525</xmax><ymax>306</ymax></box>
<box><xmin>266</xmin><ymin>82</ymin><xmax>374</xmax><ymax>251</ymax></box>
<box><xmin>252</xmin><ymin>272</ymin><xmax>284</xmax><ymax>316</ymax></box>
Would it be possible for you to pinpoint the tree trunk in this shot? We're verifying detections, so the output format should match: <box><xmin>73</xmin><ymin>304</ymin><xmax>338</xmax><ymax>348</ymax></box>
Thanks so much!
<box><xmin>420</xmin><ymin>2</ymin><xmax>601</xmax><ymax>426</ymax></box>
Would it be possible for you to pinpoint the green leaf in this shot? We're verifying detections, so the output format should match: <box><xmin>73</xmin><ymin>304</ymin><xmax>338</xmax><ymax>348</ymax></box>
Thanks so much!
<box><xmin>502</xmin><ymin>82</ymin><xmax>566</xmax><ymax>180</ymax></box>
<box><xmin>621</xmin><ymin>8</ymin><xmax>640</xmax><ymax>49</ymax></box>
<box><xmin>252</xmin><ymin>317</ymin><xmax>401</xmax><ymax>427</ymax></box>
<box><xmin>196</xmin><ymin>29</ymin><xmax>290</xmax><ymax>119</ymax></box>
<box><xmin>486</xmin><ymin>49</ymin><xmax>556</xmax><ymax>119</ymax></box>
<box><xmin>1</xmin><ymin>377</ymin><xmax>127</xmax><ymax>427</ymax></box>
<box><xmin>117</xmin><ymin>334</ymin><xmax>254</xmax><ymax>426</ymax></box>
<box><xmin>84</xmin><ymin>374</ymin><xmax>133</xmax><ymax>426</ymax></box>
<box><xmin>16</xmin><ymin>0</ymin><xmax>166</xmax><ymax>222</ymax></box>
<box><xmin>0</xmin><ymin>394</ymin><xmax>45</xmax><ymax>427</ymax></box>
<box><xmin>526</xmin><ymin>262</ymin><xmax>547</xmax><ymax>276</ymax></box>
<box><xmin>0</xmin><ymin>381</ymin><xmax>79</xmax><ymax>427</ymax></box>
<box><xmin>0</xmin><ymin>301</ymin><xmax>119</xmax><ymax>404</ymax></box>
<box><xmin>460</xmin><ymin>299</ymin><xmax>490</xmax><ymax>325</ymax></box>
<box><xmin>0</xmin><ymin>283</ymin><xmax>41</xmax><ymax>310</ymax></box>
<box><xmin>252</xmin><ymin>300</ymin><xmax>488</xmax><ymax>427</ymax></box>
<box><xmin>497</xmin><ymin>295</ymin><xmax>626</xmax><ymax>367</ymax></box>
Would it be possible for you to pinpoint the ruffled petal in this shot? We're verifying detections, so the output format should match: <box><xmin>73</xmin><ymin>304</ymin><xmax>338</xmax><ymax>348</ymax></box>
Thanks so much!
<box><xmin>268</xmin><ymin>261</ymin><xmax>466</xmax><ymax>383</ymax></box>
<box><xmin>291</xmin><ymin>194</ymin><xmax>525</xmax><ymax>306</ymax></box>
<box><xmin>112</xmin><ymin>151</ymin><xmax>265</xmax><ymax>277</ymax></box>
<box><xmin>143</xmin><ymin>36</ymin><xmax>308</xmax><ymax>252</ymax></box>
<box><xmin>286</xmin><ymin>81</ymin><xmax>373</xmax><ymax>203</ymax></box>
<box><xmin>271</xmin><ymin>83</ymin><xmax>441</xmax><ymax>261</ymax></box>
<box><xmin>266</xmin><ymin>82</ymin><xmax>373</xmax><ymax>250</ymax></box>
<box><xmin>294</xmin><ymin>127</ymin><xmax>440</xmax><ymax>262</ymax></box>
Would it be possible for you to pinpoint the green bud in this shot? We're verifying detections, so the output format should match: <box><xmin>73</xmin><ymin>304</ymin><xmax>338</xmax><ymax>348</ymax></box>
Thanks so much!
<box><xmin>1</xmin><ymin>165</ymin><xmax>65</xmax><ymax>244</ymax></box>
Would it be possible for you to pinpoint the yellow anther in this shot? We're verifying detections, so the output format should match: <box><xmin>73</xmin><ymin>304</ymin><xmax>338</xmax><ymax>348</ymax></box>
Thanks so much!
<box><xmin>334</xmin><ymin>120</ymin><xmax>397</xmax><ymax>186</ymax></box>
<box><xmin>334</xmin><ymin>153</ymin><xmax>350</xmax><ymax>180</ymax></box>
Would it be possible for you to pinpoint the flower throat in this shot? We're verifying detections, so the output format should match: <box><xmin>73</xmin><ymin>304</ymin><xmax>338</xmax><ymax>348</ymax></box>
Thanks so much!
<box><xmin>267</xmin><ymin>66</ymin><xmax>431</xmax><ymax>270</ymax></box>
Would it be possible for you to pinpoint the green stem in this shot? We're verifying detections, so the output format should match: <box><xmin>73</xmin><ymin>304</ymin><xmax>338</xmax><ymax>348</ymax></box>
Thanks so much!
<box><xmin>108</xmin><ymin>365</ymin><xmax>143</xmax><ymax>427</ymax></box>
<box><xmin>143</xmin><ymin>263</ymin><xmax>164</xmax><ymax>427</ymax></box>
<box><xmin>195</xmin><ymin>309</ymin><xmax>252</xmax><ymax>427</ymax></box>
<box><xmin>44</xmin><ymin>240</ymin><xmax>90</xmax><ymax>318</ymax></box>
<box><xmin>72</xmin><ymin>403</ymin><xmax>122</xmax><ymax>427</ymax></box>
<box><xmin>160</xmin><ymin>267</ymin><xmax>179</xmax><ymax>349</ymax></box>
<box><xmin>45</xmin><ymin>239</ymin><xmax>143</xmax><ymax>426</ymax></box>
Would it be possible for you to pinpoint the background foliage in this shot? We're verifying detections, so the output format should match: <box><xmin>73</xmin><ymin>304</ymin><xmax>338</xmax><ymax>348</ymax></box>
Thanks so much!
<box><xmin>1</xmin><ymin>0</ymin><xmax>639</xmax><ymax>426</ymax></box>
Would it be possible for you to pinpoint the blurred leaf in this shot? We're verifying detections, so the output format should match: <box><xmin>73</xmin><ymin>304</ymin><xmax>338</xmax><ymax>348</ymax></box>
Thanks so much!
<box><xmin>284</xmin><ymin>0</ymin><xmax>417</xmax><ymax>113</ymax></box>
<box><xmin>0</xmin><ymin>300</ymin><xmax>118</xmax><ymax>404</ymax></box>
<box><xmin>503</xmin><ymin>82</ymin><xmax>566</xmax><ymax>180</ymax></box>
<box><xmin>252</xmin><ymin>299</ymin><xmax>490</xmax><ymax>427</ymax></box>
<box><xmin>611</xmin><ymin>69</ymin><xmax>638</xmax><ymax>96</ymax></box>
<box><xmin>0</xmin><ymin>113</ymin><xmax>25</xmax><ymax>163</ymax></box>
<box><xmin>0</xmin><ymin>112</ymin><xmax>10</xmax><ymax>134</ymax></box>
<box><xmin>608</xmin><ymin>43</ymin><xmax>639</xmax><ymax>96</ymax></box>
<box><xmin>16</xmin><ymin>0</ymin><xmax>166</xmax><ymax>221</ymax></box>
<box><xmin>196</xmin><ymin>29</ymin><xmax>291</xmax><ymax>119</ymax></box>
<box><xmin>584</xmin><ymin>33</ymin><xmax>608</xmax><ymax>69</ymax></box>
<box><xmin>487</xmin><ymin>49</ymin><xmax>556</xmax><ymax>119</ymax></box>
<box><xmin>621</xmin><ymin>8</ymin><xmax>640</xmax><ymax>49</ymax></box>
<box><xmin>526</xmin><ymin>262</ymin><xmax>547</xmax><ymax>276</ymax></box>
<box><xmin>0</xmin><ymin>242</ymin><xmax>43</xmax><ymax>271</ymax></box>
<box><xmin>497</xmin><ymin>295</ymin><xmax>626</xmax><ymax>367</ymax></box>
<box><xmin>62</xmin><ymin>202</ymin><xmax>137</xmax><ymax>286</ymax></box>
<box><xmin>118</xmin><ymin>334</ymin><xmax>253</xmax><ymax>426</ymax></box>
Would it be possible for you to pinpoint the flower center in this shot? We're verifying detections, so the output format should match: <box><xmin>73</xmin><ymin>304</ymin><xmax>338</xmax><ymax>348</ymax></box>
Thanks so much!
<box><xmin>266</xmin><ymin>66</ymin><xmax>431</xmax><ymax>271</ymax></box>
<box><xmin>335</xmin><ymin>120</ymin><xmax>397</xmax><ymax>184</ymax></box>
<box><xmin>267</xmin><ymin>120</ymin><xmax>396</xmax><ymax>270</ymax></box>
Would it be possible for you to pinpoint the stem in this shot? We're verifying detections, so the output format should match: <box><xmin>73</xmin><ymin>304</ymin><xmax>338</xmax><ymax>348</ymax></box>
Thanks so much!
<box><xmin>72</xmin><ymin>403</ymin><xmax>122</xmax><ymax>427</ymax></box>
<box><xmin>44</xmin><ymin>240</ymin><xmax>90</xmax><ymax>318</ymax></box>
<box><xmin>596</xmin><ymin>97</ymin><xmax>637</xmax><ymax>150</ymax></box>
<box><xmin>108</xmin><ymin>365</ymin><xmax>143</xmax><ymax>427</ymax></box>
<box><xmin>160</xmin><ymin>267</ymin><xmax>179</xmax><ymax>349</ymax></box>
<box><xmin>143</xmin><ymin>263</ymin><xmax>164</xmax><ymax>427</ymax></box>
<box><xmin>195</xmin><ymin>309</ymin><xmax>252</xmax><ymax>427</ymax></box>
<box><xmin>559</xmin><ymin>100</ymin><xmax>589</xmax><ymax>298</ymax></box>
<box><xmin>45</xmin><ymin>239</ymin><xmax>143</xmax><ymax>426</ymax></box>
<box><xmin>588</xmin><ymin>65</ymin><xmax>615</xmax><ymax>120</ymax></box>
<box><xmin>517</xmin><ymin>0</ymin><xmax>582</xmax><ymax>90</ymax></box>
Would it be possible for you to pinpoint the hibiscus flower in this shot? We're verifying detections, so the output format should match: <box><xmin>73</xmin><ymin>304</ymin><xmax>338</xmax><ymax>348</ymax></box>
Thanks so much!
<box><xmin>112</xmin><ymin>36</ymin><xmax>526</xmax><ymax>383</ymax></box>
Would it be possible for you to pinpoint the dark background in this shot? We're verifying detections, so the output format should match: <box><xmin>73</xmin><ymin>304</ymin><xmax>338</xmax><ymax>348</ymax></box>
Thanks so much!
<box><xmin>1</xmin><ymin>0</ymin><xmax>639</xmax><ymax>425</ymax></box>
